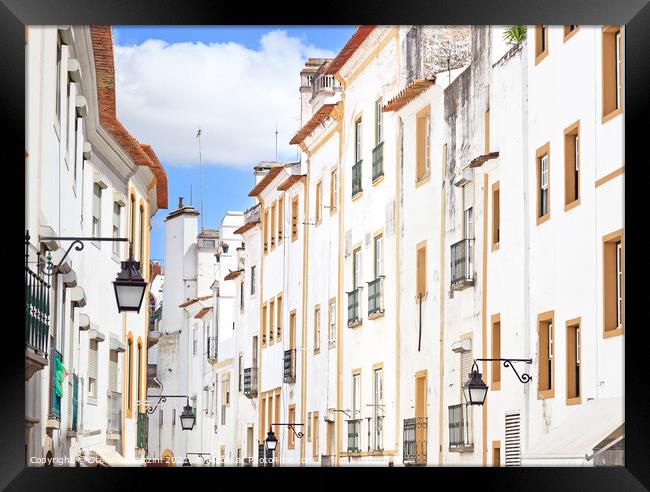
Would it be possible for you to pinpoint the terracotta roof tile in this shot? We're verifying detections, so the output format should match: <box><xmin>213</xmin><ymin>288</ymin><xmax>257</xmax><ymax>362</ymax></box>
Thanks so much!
<box><xmin>195</xmin><ymin>307</ymin><xmax>212</xmax><ymax>319</ymax></box>
<box><xmin>178</xmin><ymin>295</ymin><xmax>212</xmax><ymax>308</ymax></box>
<box><xmin>289</xmin><ymin>104</ymin><xmax>337</xmax><ymax>146</ymax></box>
<box><xmin>383</xmin><ymin>79</ymin><xmax>436</xmax><ymax>112</ymax></box>
<box><xmin>277</xmin><ymin>175</ymin><xmax>306</xmax><ymax>191</ymax></box>
<box><xmin>89</xmin><ymin>26</ymin><xmax>168</xmax><ymax>209</ymax></box>
<box><xmin>325</xmin><ymin>26</ymin><xmax>376</xmax><ymax>75</ymax></box>
<box><xmin>248</xmin><ymin>166</ymin><xmax>284</xmax><ymax>197</ymax></box>
<box><xmin>224</xmin><ymin>270</ymin><xmax>243</xmax><ymax>281</ymax></box>
<box><xmin>233</xmin><ymin>221</ymin><xmax>259</xmax><ymax>235</ymax></box>
<box><xmin>469</xmin><ymin>151</ymin><xmax>500</xmax><ymax>168</ymax></box>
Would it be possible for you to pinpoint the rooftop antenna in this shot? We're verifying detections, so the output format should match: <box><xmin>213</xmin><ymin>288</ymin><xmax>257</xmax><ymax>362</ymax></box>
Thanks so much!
<box><xmin>275</xmin><ymin>122</ymin><xmax>279</xmax><ymax>162</ymax></box>
<box><xmin>196</xmin><ymin>128</ymin><xmax>204</xmax><ymax>231</ymax></box>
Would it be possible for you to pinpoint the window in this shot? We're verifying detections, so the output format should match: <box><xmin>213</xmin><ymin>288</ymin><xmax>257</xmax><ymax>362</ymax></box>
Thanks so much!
<box><xmin>239</xmin><ymin>355</ymin><xmax>243</xmax><ymax>392</ymax></box>
<box><xmin>313</xmin><ymin>412</ymin><xmax>320</xmax><ymax>459</ymax></box>
<box><xmin>127</xmin><ymin>337</ymin><xmax>133</xmax><ymax>412</ymax></box>
<box><xmin>537</xmin><ymin>311</ymin><xmax>554</xmax><ymax>399</ymax></box>
<box><xmin>491</xmin><ymin>315</ymin><xmax>501</xmax><ymax>390</ymax></box>
<box><xmin>373</xmin><ymin>367</ymin><xmax>383</xmax><ymax>450</ymax></box>
<box><xmin>240</xmin><ymin>281</ymin><xmax>245</xmax><ymax>311</ymax></box>
<box><xmin>563</xmin><ymin>25</ymin><xmax>579</xmax><ymax>41</ymax></box>
<box><xmin>271</xmin><ymin>202</ymin><xmax>276</xmax><ymax>249</ymax></box>
<box><xmin>112</xmin><ymin>202</ymin><xmax>121</xmax><ymax>255</ymax></box>
<box><xmin>492</xmin><ymin>441</ymin><xmax>501</xmax><ymax>467</ymax></box>
<box><xmin>55</xmin><ymin>40</ymin><xmax>61</xmax><ymax>122</ymax></box>
<box><xmin>463</xmin><ymin>183</ymin><xmax>474</xmax><ymax>239</ymax></box>
<box><xmin>307</xmin><ymin>411</ymin><xmax>312</xmax><ymax>441</ymax></box>
<box><xmin>288</xmin><ymin>405</ymin><xmax>296</xmax><ymax>449</ymax></box>
<box><xmin>289</xmin><ymin>311</ymin><xmax>296</xmax><ymax>350</ymax></box>
<box><xmin>566</xmin><ymin>319</ymin><xmax>581</xmax><ymax>404</ymax></box>
<box><xmin>291</xmin><ymin>196</ymin><xmax>299</xmax><ymax>242</ymax></box>
<box><xmin>602</xmin><ymin>26</ymin><xmax>623</xmax><ymax>121</ymax></box>
<box><xmin>536</xmin><ymin>143</ymin><xmax>551</xmax><ymax>224</ymax></box>
<box><xmin>330</xmin><ymin>169</ymin><xmax>338</xmax><ymax>212</ymax></box>
<box><xmin>92</xmin><ymin>183</ymin><xmax>102</xmax><ymax>237</ymax></box>
<box><xmin>416</xmin><ymin>106</ymin><xmax>431</xmax><ymax>181</ymax></box>
<box><xmin>137</xmin><ymin>342</ymin><xmax>142</xmax><ymax>410</ymax></box>
<box><xmin>374</xmin><ymin>234</ymin><xmax>383</xmax><ymax>278</ymax></box>
<box><xmin>355</xmin><ymin>118</ymin><xmax>362</xmax><ymax>163</ymax></box>
<box><xmin>88</xmin><ymin>339</ymin><xmax>97</xmax><ymax>397</ymax></box>
<box><xmin>492</xmin><ymin>182</ymin><xmax>500</xmax><ymax>249</ymax></box>
<box><xmin>276</xmin><ymin>295</ymin><xmax>282</xmax><ymax>340</ymax></box>
<box><xmin>314</xmin><ymin>306</ymin><xmax>321</xmax><ymax>353</ymax></box>
<box><xmin>353</xmin><ymin>248</ymin><xmax>362</xmax><ymax>289</ymax></box>
<box><xmin>535</xmin><ymin>25</ymin><xmax>548</xmax><ymax>64</ymax></box>
<box><xmin>139</xmin><ymin>205</ymin><xmax>145</xmax><ymax>263</ymax></box>
<box><xmin>564</xmin><ymin>121</ymin><xmax>580</xmax><ymax>208</ymax></box>
<box><xmin>250</xmin><ymin>266</ymin><xmax>256</xmax><ymax>296</ymax></box>
<box><xmin>193</xmin><ymin>327</ymin><xmax>198</xmax><ymax>355</ymax></box>
<box><xmin>130</xmin><ymin>194</ymin><xmax>136</xmax><ymax>244</ymax></box>
<box><xmin>278</xmin><ymin>196</ymin><xmax>284</xmax><ymax>243</ymax></box>
<box><xmin>416</xmin><ymin>242</ymin><xmax>427</xmax><ymax>299</ymax></box>
<box><xmin>315</xmin><ymin>181</ymin><xmax>322</xmax><ymax>224</ymax></box>
<box><xmin>375</xmin><ymin>98</ymin><xmax>383</xmax><ymax>145</ymax></box>
<box><xmin>262</xmin><ymin>304</ymin><xmax>268</xmax><ymax>347</ymax></box>
<box><xmin>264</xmin><ymin>209</ymin><xmax>269</xmax><ymax>254</ymax></box>
<box><xmin>269</xmin><ymin>299</ymin><xmax>275</xmax><ymax>345</ymax></box>
<box><xmin>352</xmin><ymin>372</ymin><xmax>361</xmax><ymax>419</ymax></box>
<box><xmin>328</xmin><ymin>299</ymin><xmax>336</xmax><ymax>344</ymax></box>
<box><xmin>108</xmin><ymin>349</ymin><xmax>118</xmax><ymax>393</ymax></box>
<box><xmin>603</xmin><ymin>231</ymin><xmax>624</xmax><ymax>336</ymax></box>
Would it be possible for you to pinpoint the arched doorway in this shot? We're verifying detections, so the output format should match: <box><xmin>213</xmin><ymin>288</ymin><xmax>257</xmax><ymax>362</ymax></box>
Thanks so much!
<box><xmin>161</xmin><ymin>449</ymin><xmax>175</xmax><ymax>467</ymax></box>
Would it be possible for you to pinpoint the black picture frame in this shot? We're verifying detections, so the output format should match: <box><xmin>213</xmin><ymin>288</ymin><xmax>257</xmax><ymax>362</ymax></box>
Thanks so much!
<box><xmin>3</xmin><ymin>0</ymin><xmax>647</xmax><ymax>489</ymax></box>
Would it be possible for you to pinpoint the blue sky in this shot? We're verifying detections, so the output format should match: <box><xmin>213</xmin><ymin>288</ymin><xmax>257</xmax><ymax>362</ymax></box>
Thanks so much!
<box><xmin>112</xmin><ymin>26</ymin><xmax>355</xmax><ymax>261</ymax></box>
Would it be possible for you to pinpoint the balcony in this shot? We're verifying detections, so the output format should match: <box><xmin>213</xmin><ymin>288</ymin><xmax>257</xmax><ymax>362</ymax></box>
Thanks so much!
<box><xmin>373</xmin><ymin>415</ymin><xmax>384</xmax><ymax>451</ymax></box>
<box><xmin>310</xmin><ymin>72</ymin><xmax>342</xmax><ymax>110</ymax></box>
<box><xmin>448</xmin><ymin>404</ymin><xmax>473</xmax><ymax>452</ymax></box>
<box><xmin>25</xmin><ymin>250</ymin><xmax>51</xmax><ymax>380</ymax></box>
<box><xmin>347</xmin><ymin>288</ymin><xmax>362</xmax><ymax>327</ymax></box>
<box><xmin>403</xmin><ymin>417</ymin><xmax>427</xmax><ymax>465</ymax></box>
<box><xmin>243</xmin><ymin>367</ymin><xmax>258</xmax><ymax>398</ymax></box>
<box><xmin>367</xmin><ymin>277</ymin><xmax>384</xmax><ymax>318</ymax></box>
<box><xmin>372</xmin><ymin>142</ymin><xmax>384</xmax><ymax>182</ymax></box>
<box><xmin>283</xmin><ymin>349</ymin><xmax>296</xmax><ymax>384</ymax></box>
<box><xmin>48</xmin><ymin>349</ymin><xmax>62</xmax><ymax>421</ymax></box>
<box><xmin>137</xmin><ymin>411</ymin><xmax>149</xmax><ymax>450</ymax></box>
<box><xmin>207</xmin><ymin>336</ymin><xmax>218</xmax><ymax>364</ymax></box>
<box><xmin>107</xmin><ymin>391</ymin><xmax>123</xmax><ymax>438</ymax></box>
<box><xmin>451</xmin><ymin>238</ymin><xmax>474</xmax><ymax>290</ymax></box>
<box><xmin>352</xmin><ymin>160</ymin><xmax>362</xmax><ymax>197</ymax></box>
<box><xmin>347</xmin><ymin>419</ymin><xmax>362</xmax><ymax>452</ymax></box>
<box><xmin>244</xmin><ymin>203</ymin><xmax>261</xmax><ymax>224</ymax></box>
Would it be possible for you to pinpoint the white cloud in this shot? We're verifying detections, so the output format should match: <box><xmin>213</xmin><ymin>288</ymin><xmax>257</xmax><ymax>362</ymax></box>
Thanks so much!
<box><xmin>113</xmin><ymin>30</ymin><xmax>335</xmax><ymax>168</ymax></box>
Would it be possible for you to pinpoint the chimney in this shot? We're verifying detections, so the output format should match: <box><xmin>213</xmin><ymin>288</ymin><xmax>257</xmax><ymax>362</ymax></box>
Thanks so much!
<box><xmin>178</xmin><ymin>196</ymin><xmax>184</xmax><ymax>209</ymax></box>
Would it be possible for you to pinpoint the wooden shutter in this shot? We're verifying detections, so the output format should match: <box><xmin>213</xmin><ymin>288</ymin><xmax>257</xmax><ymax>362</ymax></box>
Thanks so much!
<box><xmin>460</xmin><ymin>345</ymin><xmax>473</xmax><ymax>387</ymax></box>
<box><xmin>88</xmin><ymin>340</ymin><xmax>98</xmax><ymax>380</ymax></box>
<box><xmin>108</xmin><ymin>350</ymin><xmax>118</xmax><ymax>393</ymax></box>
<box><xmin>504</xmin><ymin>411</ymin><xmax>521</xmax><ymax>466</ymax></box>
<box><xmin>417</xmin><ymin>246</ymin><xmax>426</xmax><ymax>297</ymax></box>
<box><xmin>463</xmin><ymin>182</ymin><xmax>474</xmax><ymax>211</ymax></box>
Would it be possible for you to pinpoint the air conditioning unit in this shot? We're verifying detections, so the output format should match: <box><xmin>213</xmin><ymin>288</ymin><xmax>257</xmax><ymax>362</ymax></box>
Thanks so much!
<box><xmin>454</xmin><ymin>167</ymin><xmax>474</xmax><ymax>188</ymax></box>
<box><xmin>451</xmin><ymin>338</ymin><xmax>472</xmax><ymax>353</ymax></box>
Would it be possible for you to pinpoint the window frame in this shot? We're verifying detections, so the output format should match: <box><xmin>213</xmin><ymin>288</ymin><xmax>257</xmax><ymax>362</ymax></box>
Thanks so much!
<box><xmin>602</xmin><ymin>26</ymin><xmax>624</xmax><ymax>123</ymax></box>
<box><xmin>491</xmin><ymin>314</ymin><xmax>501</xmax><ymax>391</ymax></box>
<box><xmin>603</xmin><ymin>230</ymin><xmax>624</xmax><ymax>338</ymax></box>
<box><xmin>536</xmin><ymin>142</ymin><xmax>551</xmax><ymax>225</ymax></box>
<box><xmin>415</xmin><ymin>105</ymin><xmax>431</xmax><ymax>184</ymax></box>
<box><xmin>328</xmin><ymin>298</ymin><xmax>336</xmax><ymax>345</ymax></box>
<box><xmin>537</xmin><ymin>311</ymin><xmax>555</xmax><ymax>400</ymax></box>
<box><xmin>566</xmin><ymin>318</ymin><xmax>582</xmax><ymax>405</ymax></box>
<box><xmin>564</xmin><ymin>121</ymin><xmax>581</xmax><ymax>210</ymax></box>
<box><xmin>535</xmin><ymin>25</ymin><xmax>549</xmax><ymax>65</ymax></box>
<box><xmin>491</xmin><ymin>181</ymin><xmax>500</xmax><ymax>250</ymax></box>
<box><xmin>313</xmin><ymin>305</ymin><xmax>321</xmax><ymax>353</ymax></box>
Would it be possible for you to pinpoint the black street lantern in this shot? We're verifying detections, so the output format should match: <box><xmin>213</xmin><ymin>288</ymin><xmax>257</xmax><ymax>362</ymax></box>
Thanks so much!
<box><xmin>265</xmin><ymin>428</ymin><xmax>278</xmax><ymax>451</ymax></box>
<box><xmin>180</xmin><ymin>401</ymin><xmax>196</xmax><ymax>431</ymax></box>
<box><xmin>463</xmin><ymin>361</ymin><xmax>489</xmax><ymax>406</ymax></box>
<box><xmin>113</xmin><ymin>248</ymin><xmax>147</xmax><ymax>313</ymax></box>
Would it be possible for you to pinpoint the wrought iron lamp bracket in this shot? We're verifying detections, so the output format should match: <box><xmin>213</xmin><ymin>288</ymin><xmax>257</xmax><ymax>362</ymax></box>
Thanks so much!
<box><xmin>271</xmin><ymin>423</ymin><xmax>305</xmax><ymax>439</ymax></box>
<box><xmin>144</xmin><ymin>394</ymin><xmax>190</xmax><ymax>414</ymax></box>
<box><xmin>474</xmin><ymin>358</ymin><xmax>533</xmax><ymax>384</ymax></box>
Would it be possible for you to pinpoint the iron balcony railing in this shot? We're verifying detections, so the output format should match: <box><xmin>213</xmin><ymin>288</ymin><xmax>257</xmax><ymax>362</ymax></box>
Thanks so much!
<box><xmin>347</xmin><ymin>419</ymin><xmax>362</xmax><ymax>452</ymax></box>
<box><xmin>372</xmin><ymin>142</ymin><xmax>384</xmax><ymax>182</ymax></box>
<box><xmin>49</xmin><ymin>348</ymin><xmax>62</xmax><ymax>419</ymax></box>
<box><xmin>207</xmin><ymin>336</ymin><xmax>218</xmax><ymax>363</ymax></box>
<box><xmin>347</xmin><ymin>288</ymin><xmax>362</xmax><ymax>326</ymax></box>
<box><xmin>367</xmin><ymin>277</ymin><xmax>384</xmax><ymax>316</ymax></box>
<box><xmin>311</xmin><ymin>72</ymin><xmax>341</xmax><ymax>96</ymax></box>
<box><xmin>137</xmin><ymin>411</ymin><xmax>149</xmax><ymax>450</ymax></box>
<box><xmin>107</xmin><ymin>391</ymin><xmax>123</xmax><ymax>435</ymax></box>
<box><xmin>403</xmin><ymin>417</ymin><xmax>427</xmax><ymax>465</ymax></box>
<box><xmin>243</xmin><ymin>367</ymin><xmax>258</xmax><ymax>397</ymax></box>
<box><xmin>451</xmin><ymin>238</ymin><xmax>474</xmax><ymax>289</ymax></box>
<box><xmin>283</xmin><ymin>349</ymin><xmax>296</xmax><ymax>383</ymax></box>
<box><xmin>448</xmin><ymin>404</ymin><xmax>473</xmax><ymax>450</ymax></box>
<box><xmin>373</xmin><ymin>415</ymin><xmax>384</xmax><ymax>451</ymax></box>
<box><xmin>25</xmin><ymin>235</ymin><xmax>52</xmax><ymax>358</ymax></box>
<box><xmin>352</xmin><ymin>160</ymin><xmax>363</xmax><ymax>197</ymax></box>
